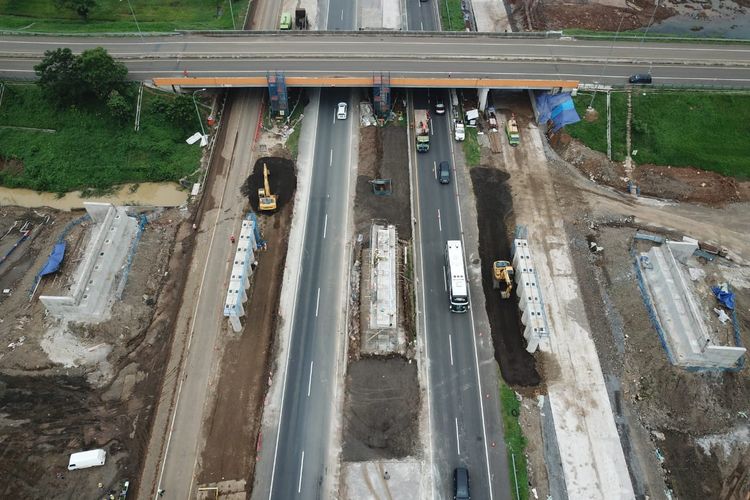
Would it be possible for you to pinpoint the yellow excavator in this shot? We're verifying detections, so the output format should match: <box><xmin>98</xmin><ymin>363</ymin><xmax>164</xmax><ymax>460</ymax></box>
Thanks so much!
<box><xmin>258</xmin><ymin>164</ymin><xmax>277</xmax><ymax>211</ymax></box>
<box><xmin>492</xmin><ymin>260</ymin><xmax>514</xmax><ymax>299</ymax></box>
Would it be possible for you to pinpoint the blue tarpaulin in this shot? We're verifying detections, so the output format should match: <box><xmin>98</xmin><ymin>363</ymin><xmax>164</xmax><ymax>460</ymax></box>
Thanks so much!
<box><xmin>712</xmin><ymin>286</ymin><xmax>735</xmax><ymax>310</ymax></box>
<box><xmin>39</xmin><ymin>242</ymin><xmax>66</xmax><ymax>277</ymax></box>
<box><xmin>535</xmin><ymin>92</ymin><xmax>581</xmax><ymax>132</ymax></box>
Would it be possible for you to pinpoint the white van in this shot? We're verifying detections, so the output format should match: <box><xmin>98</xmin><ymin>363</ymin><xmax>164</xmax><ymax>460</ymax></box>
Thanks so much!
<box><xmin>68</xmin><ymin>449</ymin><xmax>106</xmax><ymax>470</ymax></box>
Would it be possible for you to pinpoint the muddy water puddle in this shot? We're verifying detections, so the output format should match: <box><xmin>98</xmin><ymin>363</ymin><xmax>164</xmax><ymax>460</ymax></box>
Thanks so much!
<box><xmin>0</xmin><ymin>182</ymin><xmax>188</xmax><ymax>211</ymax></box>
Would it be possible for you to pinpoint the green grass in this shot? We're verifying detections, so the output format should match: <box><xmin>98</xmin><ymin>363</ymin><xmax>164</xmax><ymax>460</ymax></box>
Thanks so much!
<box><xmin>0</xmin><ymin>84</ymin><xmax>202</xmax><ymax>193</ymax></box>
<box><xmin>0</xmin><ymin>0</ymin><xmax>247</xmax><ymax>33</ymax></box>
<box><xmin>566</xmin><ymin>91</ymin><xmax>750</xmax><ymax>177</ymax></box>
<box><xmin>566</xmin><ymin>91</ymin><xmax>628</xmax><ymax>161</ymax></box>
<box><xmin>438</xmin><ymin>0</ymin><xmax>464</xmax><ymax>32</ymax></box>
<box><xmin>463</xmin><ymin>127</ymin><xmax>480</xmax><ymax>166</ymax></box>
<box><xmin>500</xmin><ymin>380</ymin><xmax>529</xmax><ymax>500</ymax></box>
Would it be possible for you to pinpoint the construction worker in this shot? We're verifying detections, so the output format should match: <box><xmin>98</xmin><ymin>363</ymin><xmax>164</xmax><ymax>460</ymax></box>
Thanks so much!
<box><xmin>230</xmin><ymin>234</ymin><xmax>236</xmax><ymax>244</ymax></box>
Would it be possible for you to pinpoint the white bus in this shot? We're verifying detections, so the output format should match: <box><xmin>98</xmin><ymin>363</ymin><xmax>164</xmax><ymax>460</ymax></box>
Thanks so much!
<box><xmin>445</xmin><ymin>240</ymin><xmax>469</xmax><ymax>313</ymax></box>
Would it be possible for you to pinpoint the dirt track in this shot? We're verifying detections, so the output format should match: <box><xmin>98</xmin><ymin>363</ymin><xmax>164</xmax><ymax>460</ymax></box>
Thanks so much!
<box><xmin>197</xmin><ymin>179</ymin><xmax>294</xmax><ymax>490</ymax></box>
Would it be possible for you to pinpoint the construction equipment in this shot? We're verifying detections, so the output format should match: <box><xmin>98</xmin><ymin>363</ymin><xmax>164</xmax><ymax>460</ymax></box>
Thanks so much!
<box><xmin>258</xmin><ymin>164</ymin><xmax>278</xmax><ymax>211</ymax></box>
<box><xmin>506</xmin><ymin>113</ymin><xmax>520</xmax><ymax>146</ymax></box>
<box><xmin>492</xmin><ymin>260</ymin><xmax>514</xmax><ymax>299</ymax></box>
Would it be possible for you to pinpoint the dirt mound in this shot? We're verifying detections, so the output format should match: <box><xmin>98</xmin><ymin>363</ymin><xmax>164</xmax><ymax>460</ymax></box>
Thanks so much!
<box><xmin>242</xmin><ymin>157</ymin><xmax>296</xmax><ymax>213</ymax></box>
<box><xmin>556</xmin><ymin>138</ymin><xmax>750</xmax><ymax>205</ymax></box>
<box><xmin>524</xmin><ymin>0</ymin><xmax>673</xmax><ymax>31</ymax></box>
<box><xmin>354</xmin><ymin>125</ymin><xmax>411</xmax><ymax>240</ymax></box>
<box><xmin>470</xmin><ymin>167</ymin><xmax>540</xmax><ymax>387</ymax></box>
<box><xmin>342</xmin><ymin>356</ymin><xmax>419</xmax><ymax>461</ymax></box>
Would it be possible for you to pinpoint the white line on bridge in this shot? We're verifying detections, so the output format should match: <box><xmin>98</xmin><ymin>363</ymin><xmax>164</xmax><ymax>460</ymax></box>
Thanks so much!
<box><xmin>449</xmin><ymin>334</ymin><xmax>454</xmax><ymax>366</ymax></box>
<box><xmin>329</xmin><ymin>148</ymin><xmax>333</xmax><ymax>166</ymax></box>
<box><xmin>307</xmin><ymin>361</ymin><xmax>314</xmax><ymax>397</ymax></box>
<box><xmin>437</xmin><ymin>209</ymin><xmax>442</xmax><ymax>232</ymax></box>
<box><xmin>315</xmin><ymin>287</ymin><xmax>321</xmax><ymax>317</ymax></box>
<box><xmin>443</xmin><ymin>265</ymin><xmax>447</xmax><ymax>292</ymax></box>
<box><xmin>433</xmin><ymin>160</ymin><xmax>437</xmax><ymax>180</ymax></box>
<box><xmin>323</xmin><ymin>213</ymin><xmax>328</xmax><ymax>239</ymax></box>
<box><xmin>298</xmin><ymin>451</ymin><xmax>305</xmax><ymax>493</ymax></box>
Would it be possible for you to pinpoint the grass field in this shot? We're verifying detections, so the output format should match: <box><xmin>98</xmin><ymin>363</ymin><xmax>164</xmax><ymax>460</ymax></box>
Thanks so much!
<box><xmin>439</xmin><ymin>0</ymin><xmax>464</xmax><ymax>31</ymax></box>
<box><xmin>0</xmin><ymin>0</ymin><xmax>247</xmax><ymax>33</ymax></box>
<box><xmin>463</xmin><ymin>127</ymin><xmax>481</xmax><ymax>166</ymax></box>
<box><xmin>566</xmin><ymin>91</ymin><xmax>750</xmax><ymax>178</ymax></box>
<box><xmin>0</xmin><ymin>84</ymin><xmax>203</xmax><ymax>193</ymax></box>
<box><xmin>500</xmin><ymin>380</ymin><xmax>529</xmax><ymax>500</ymax></box>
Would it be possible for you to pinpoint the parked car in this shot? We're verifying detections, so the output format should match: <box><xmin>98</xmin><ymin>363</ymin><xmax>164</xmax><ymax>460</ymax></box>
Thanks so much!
<box><xmin>337</xmin><ymin>102</ymin><xmax>348</xmax><ymax>120</ymax></box>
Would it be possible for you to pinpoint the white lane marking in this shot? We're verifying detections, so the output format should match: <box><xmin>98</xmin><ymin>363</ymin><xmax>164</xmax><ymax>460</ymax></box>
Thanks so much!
<box><xmin>437</xmin><ymin>209</ymin><xmax>442</xmax><ymax>232</ymax></box>
<box><xmin>433</xmin><ymin>160</ymin><xmax>437</xmax><ymax>180</ymax></box>
<box><xmin>329</xmin><ymin>148</ymin><xmax>333</xmax><ymax>166</ymax></box>
<box><xmin>332</xmin><ymin>113</ymin><xmax>336</xmax><ymax>125</ymax></box>
<box><xmin>307</xmin><ymin>361</ymin><xmax>314</xmax><ymax>397</ymax></box>
<box><xmin>443</xmin><ymin>265</ymin><xmax>447</xmax><ymax>292</ymax></box>
<box><xmin>315</xmin><ymin>287</ymin><xmax>321</xmax><ymax>317</ymax></box>
<box><xmin>455</xmin><ymin>418</ymin><xmax>461</xmax><ymax>455</ymax></box>
<box><xmin>420</xmin><ymin>20</ymin><xmax>424</xmax><ymax>30</ymax></box>
<box><xmin>341</xmin><ymin>9</ymin><xmax>344</xmax><ymax>20</ymax></box>
<box><xmin>297</xmin><ymin>451</ymin><xmax>305</xmax><ymax>493</ymax></box>
<box><xmin>449</xmin><ymin>334</ymin><xmax>454</xmax><ymax>366</ymax></box>
<box><xmin>323</xmin><ymin>213</ymin><xmax>328</xmax><ymax>239</ymax></box>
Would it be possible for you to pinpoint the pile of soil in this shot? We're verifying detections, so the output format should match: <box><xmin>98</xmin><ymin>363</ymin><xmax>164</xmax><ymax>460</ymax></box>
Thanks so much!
<box><xmin>354</xmin><ymin>126</ymin><xmax>412</xmax><ymax>239</ymax></box>
<box><xmin>470</xmin><ymin>167</ymin><xmax>540</xmax><ymax>386</ymax></box>
<box><xmin>242</xmin><ymin>157</ymin><xmax>296</xmax><ymax>213</ymax></box>
<box><xmin>342</xmin><ymin>356</ymin><xmax>419</xmax><ymax>461</ymax></box>
<box><xmin>556</xmin><ymin>138</ymin><xmax>750</xmax><ymax>205</ymax></box>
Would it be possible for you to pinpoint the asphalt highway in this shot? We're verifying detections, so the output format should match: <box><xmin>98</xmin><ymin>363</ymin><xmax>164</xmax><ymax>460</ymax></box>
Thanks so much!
<box><xmin>267</xmin><ymin>1</ymin><xmax>355</xmax><ymax>498</ymax></box>
<box><xmin>407</xmin><ymin>4</ymin><xmax>507</xmax><ymax>499</ymax></box>
<box><xmin>1</xmin><ymin>33</ymin><xmax>750</xmax><ymax>85</ymax></box>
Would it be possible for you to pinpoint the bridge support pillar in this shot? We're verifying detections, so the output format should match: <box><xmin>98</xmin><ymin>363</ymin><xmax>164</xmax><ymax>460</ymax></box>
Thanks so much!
<box><xmin>373</xmin><ymin>73</ymin><xmax>391</xmax><ymax>118</ymax></box>
<box><xmin>478</xmin><ymin>88</ymin><xmax>489</xmax><ymax>112</ymax></box>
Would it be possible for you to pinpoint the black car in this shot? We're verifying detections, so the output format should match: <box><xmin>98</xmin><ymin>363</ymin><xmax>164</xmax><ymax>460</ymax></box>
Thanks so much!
<box><xmin>438</xmin><ymin>161</ymin><xmax>451</xmax><ymax>184</ymax></box>
<box><xmin>454</xmin><ymin>467</ymin><xmax>470</xmax><ymax>500</ymax></box>
<box><xmin>628</xmin><ymin>73</ymin><xmax>652</xmax><ymax>84</ymax></box>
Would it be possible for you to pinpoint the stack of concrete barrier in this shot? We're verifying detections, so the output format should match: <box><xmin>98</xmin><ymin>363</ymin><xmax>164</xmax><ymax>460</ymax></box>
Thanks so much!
<box><xmin>40</xmin><ymin>202</ymin><xmax>138</xmax><ymax>322</ymax></box>
<box><xmin>224</xmin><ymin>217</ymin><xmax>259</xmax><ymax>332</ymax></box>
<box><xmin>513</xmin><ymin>238</ymin><xmax>549</xmax><ymax>353</ymax></box>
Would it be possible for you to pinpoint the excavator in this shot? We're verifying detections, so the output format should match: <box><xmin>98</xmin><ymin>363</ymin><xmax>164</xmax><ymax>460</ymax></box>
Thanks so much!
<box><xmin>492</xmin><ymin>260</ymin><xmax>514</xmax><ymax>299</ymax></box>
<box><xmin>257</xmin><ymin>163</ymin><xmax>277</xmax><ymax>212</ymax></box>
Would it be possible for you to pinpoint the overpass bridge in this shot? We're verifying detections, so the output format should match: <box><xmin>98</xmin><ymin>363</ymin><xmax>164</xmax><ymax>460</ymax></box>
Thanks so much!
<box><xmin>2</xmin><ymin>32</ymin><xmax>750</xmax><ymax>89</ymax></box>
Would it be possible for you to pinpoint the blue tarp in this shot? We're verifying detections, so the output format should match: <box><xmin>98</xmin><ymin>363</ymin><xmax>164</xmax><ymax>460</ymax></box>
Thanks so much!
<box><xmin>39</xmin><ymin>242</ymin><xmax>66</xmax><ymax>277</ymax></box>
<box><xmin>535</xmin><ymin>92</ymin><xmax>581</xmax><ymax>132</ymax></box>
<box><xmin>712</xmin><ymin>286</ymin><xmax>735</xmax><ymax>310</ymax></box>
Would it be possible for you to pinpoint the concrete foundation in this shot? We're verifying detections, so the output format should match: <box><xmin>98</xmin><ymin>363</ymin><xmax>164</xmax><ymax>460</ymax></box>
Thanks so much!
<box><xmin>513</xmin><ymin>238</ymin><xmax>550</xmax><ymax>352</ymax></box>
<box><xmin>40</xmin><ymin>202</ymin><xmax>138</xmax><ymax>323</ymax></box>
<box><xmin>639</xmin><ymin>241</ymin><xmax>745</xmax><ymax>369</ymax></box>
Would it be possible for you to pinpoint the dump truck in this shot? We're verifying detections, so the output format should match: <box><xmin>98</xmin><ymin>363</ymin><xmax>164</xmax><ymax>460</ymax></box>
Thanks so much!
<box><xmin>414</xmin><ymin>109</ymin><xmax>430</xmax><ymax>152</ymax></box>
<box><xmin>506</xmin><ymin>114</ymin><xmax>520</xmax><ymax>146</ymax></box>
<box><xmin>492</xmin><ymin>260</ymin><xmax>514</xmax><ymax>299</ymax></box>
<box><xmin>454</xmin><ymin>121</ymin><xmax>465</xmax><ymax>141</ymax></box>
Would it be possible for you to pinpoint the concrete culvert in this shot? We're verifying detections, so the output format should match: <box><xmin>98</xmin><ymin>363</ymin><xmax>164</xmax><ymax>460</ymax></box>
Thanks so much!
<box><xmin>241</xmin><ymin>157</ymin><xmax>297</xmax><ymax>214</ymax></box>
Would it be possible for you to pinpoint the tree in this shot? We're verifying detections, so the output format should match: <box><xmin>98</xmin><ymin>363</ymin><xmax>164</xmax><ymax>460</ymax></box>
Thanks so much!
<box><xmin>77</xmin><ymin>47</ymin><xmax>128</xmax><ymax>100</ymax></box>
<box><xmin>168</xmin><ymin>95</ymin><xmax>198</xmax><ymax>130</ymax></box>
<box><xmin>34</xmin><ymin>48</ymin><xmax>83</xmax><ymax>104</ymax></box>
<box><xmin>55</xmin><ymin>0</ymin><xmax>97</xmax><ymax>21</ymax></box>
<box><xmin>107</xmin><ymin>90</ymin><xmax>131</xmax><ymax>121</ymax></box>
